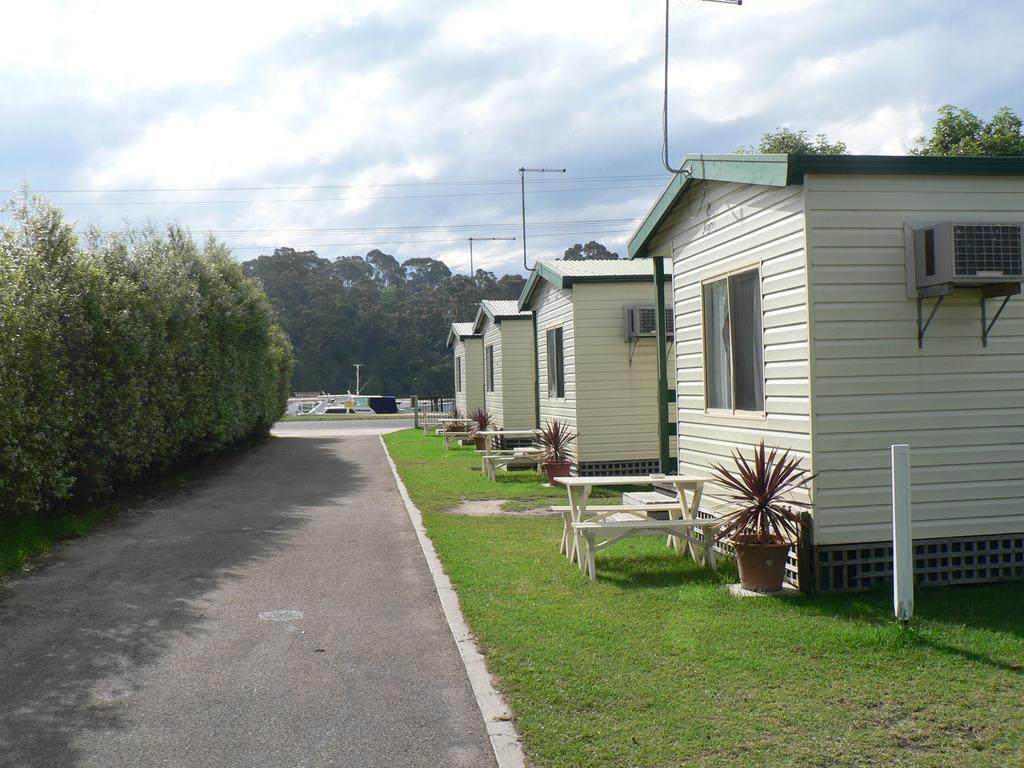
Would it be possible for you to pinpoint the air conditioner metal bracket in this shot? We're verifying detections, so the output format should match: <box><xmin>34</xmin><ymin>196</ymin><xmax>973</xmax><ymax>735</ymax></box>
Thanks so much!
<box><xmin>981</xmin><ymin>283</ymin><xmax>1021</xmax><ymax>347</ymax></box>
<box><xmin>916</xmin><ymin>285</ymin><xmax>951</xmax><ymax>348</ymax></box>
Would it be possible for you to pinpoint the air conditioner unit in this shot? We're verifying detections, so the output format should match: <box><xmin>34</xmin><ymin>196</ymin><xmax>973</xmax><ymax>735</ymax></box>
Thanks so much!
<box><xmin>906</xmin><ymin>222</ymin><xmax>1023</xmax><ymax>296</ymax></box>
<box><xmin>623</xmin><ymin>305</ymin><xmax>673</xmax><ymax>341</ymax></box>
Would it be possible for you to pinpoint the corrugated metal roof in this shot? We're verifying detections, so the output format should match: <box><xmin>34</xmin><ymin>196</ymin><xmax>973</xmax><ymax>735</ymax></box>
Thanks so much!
<box><xmin>480</xmin><ymin>299</ymin><xmax>531</xmax><ymax>318</ymax></box>
<box><xmin>518</xmin><ymin>258</ymin><xmax>663</xmax><ymax>309</ymax></box>
<box><xmin>450</xmin><ymin>322</ymin><xmax>477</xmax><ymax>336</ymax></box>
<box><xmin>539</xmin><ymin>259</ymin><xmax>654</xmax><ymax>279</ymax></box>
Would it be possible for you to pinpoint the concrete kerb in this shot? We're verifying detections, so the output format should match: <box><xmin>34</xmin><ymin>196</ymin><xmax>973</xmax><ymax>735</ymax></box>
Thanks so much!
<box><xmin>380</xmin><ymin>436</ymin><xmax>527</xmax><ymax>768</ymax></box>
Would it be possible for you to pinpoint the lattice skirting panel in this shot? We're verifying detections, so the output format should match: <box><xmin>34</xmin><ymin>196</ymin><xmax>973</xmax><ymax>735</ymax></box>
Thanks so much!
<box><xmin>575</xmin><ymin>459</ymin><xmax>661</xmax><ymax>477</ymax></box>
<box><xmin>814</xmin><ymin>534</ymin><xmax>1024</xmax><ymax>593</ymax></box>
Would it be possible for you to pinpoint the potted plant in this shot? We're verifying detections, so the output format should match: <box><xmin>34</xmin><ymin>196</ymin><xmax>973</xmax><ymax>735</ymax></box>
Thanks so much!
<box><xmin>710</xmin><ymin>441</ymin><xmax>814</xmax><ymax>593</ymax></box>
<box><xmin>537</xmin><ymin>419</ymin><xmax>576</xmax><ymax>484</ymax></box>
<box><xmin>468</xmin><ymin>408</ymin><xmax>494</xmax><ymax>449</ymax></box>
<box><xmin>444</xmin><ymin>407</ymin><xmax>466</xmax><ymax>432</ymax></box>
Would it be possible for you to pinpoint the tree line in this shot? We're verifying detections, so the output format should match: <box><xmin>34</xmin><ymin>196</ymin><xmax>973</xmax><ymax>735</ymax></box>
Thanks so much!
<box><xmin>240</xmin><ymin>240</ymin><xmax>619</xmax><ymax>397</ymax></box>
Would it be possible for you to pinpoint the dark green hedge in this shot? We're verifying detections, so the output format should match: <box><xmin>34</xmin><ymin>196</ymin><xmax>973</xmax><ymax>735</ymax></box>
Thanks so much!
<box><xmin>0</xmin><ymin>196</ymin><xmax>294</xmax><ymax>519</ymax></box>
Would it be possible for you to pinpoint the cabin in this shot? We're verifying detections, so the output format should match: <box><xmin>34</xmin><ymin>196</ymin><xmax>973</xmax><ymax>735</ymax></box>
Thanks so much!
<box><xmin>629</xmin><ymin>153</ymin><xmax>1024</xmax><ymax>591</ymax></box>
<box><xmin>471</xmin><ymin>299</ymin><xmax>537</xmax><ymax>431</ymax></box>
<box><xmin>518</xmin><ymin>259</ymin><xmax>676</xmax><ymax>475</ymax></box>
<box><xmin>446</xmin><ymin>321</ymin><xmax>484</xmax><ymax>416</ymax></box>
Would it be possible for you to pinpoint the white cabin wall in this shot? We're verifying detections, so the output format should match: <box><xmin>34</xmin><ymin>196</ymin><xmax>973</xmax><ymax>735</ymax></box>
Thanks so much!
<box><xmin>497</xmin><ymin>319</ymin><xmax>537</xmax><ymax>430</ymax></box>
<box><xmin>805</xmin><ymin>173</ymin><xmax>1024</xmax><ymax>545</ymax></box>
<box><xmin>531</xmin><ymin>281</ymin><xmax>578</xmax><ymax>461</ymax></box>
<box><xmin>571</xmin><ymin>281</ymin><xmax>676</xmax><ymax>463</ymax></box>
<box><xmin>648</xmin><ymin>180</ymin><xmax>812</xmax><ymax>515</ymax></box>
<box><xmin>454</xmin><ymin>337</ymin><xmax>484</xmax><ymax>415</ymax></box>
<box><xmin>482</xmin><ymin>320</ymin><xmax>503</xmax><ymax>426</ymax></box>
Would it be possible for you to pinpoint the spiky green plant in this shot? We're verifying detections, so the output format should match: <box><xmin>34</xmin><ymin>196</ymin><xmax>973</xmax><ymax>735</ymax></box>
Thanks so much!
<box><xmin>468</xmin><ymin>408</ymin><xmax>494</xmax><ymax>436</ymax></box>
<box><xmin>537</xmin><ymin>419</ymin><xmax>577</xmax><ymax>463</ymax></box>
<box><xmin>709</xmin><ymin>441</ymin><xmax>814</xmax><ymax>545</ymax></box>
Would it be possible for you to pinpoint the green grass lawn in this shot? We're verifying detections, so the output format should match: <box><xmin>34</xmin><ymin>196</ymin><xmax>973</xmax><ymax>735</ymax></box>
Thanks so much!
<box><xmin>383</xmin><ymin>428</ymin><xmax>1024</xmax><ymax>768</ymax></box>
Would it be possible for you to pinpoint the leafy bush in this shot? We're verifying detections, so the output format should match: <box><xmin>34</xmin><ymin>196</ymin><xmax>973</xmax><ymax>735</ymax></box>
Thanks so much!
<box><xmin>0</xmin><ymin>194</ymin><xmax>294</xmax><ymax>519</ymax></box>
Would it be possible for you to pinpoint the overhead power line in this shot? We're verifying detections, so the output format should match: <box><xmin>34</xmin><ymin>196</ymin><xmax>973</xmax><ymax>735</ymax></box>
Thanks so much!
<box><xmin>221</xmin><ymin>226</ymin><xmax>635</xmax><ymax>251</ymax></box>
<box><xmin>29</xmin><ymin>174</ymin><xmax>669</xmax><ymax>195</ymax></box>
<box><xmin>51</xmin><ymin>183</ymin><xmax>664</xmax><ymax>207</ymax></box>
<box><xmin>76</xmin><ymin>217</ymin><xmax>643</xmax><ymax>237</ymax></box>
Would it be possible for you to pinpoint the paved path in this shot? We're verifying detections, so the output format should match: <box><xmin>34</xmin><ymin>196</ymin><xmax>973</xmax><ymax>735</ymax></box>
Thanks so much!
<box><xmin>0</xmin><ymin>423</ymin><xmax>496</xmax><ymax>768</ymax></box>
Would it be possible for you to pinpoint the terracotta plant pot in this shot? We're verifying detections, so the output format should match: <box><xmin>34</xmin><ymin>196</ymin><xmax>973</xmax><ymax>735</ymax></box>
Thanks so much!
<box><xmin>732</xmin><ymin>537</ymin><xmax>792</xmax><ymax>592</ymax></box>
<box><xmin>542</xmin><ymin>460</ymin><xmax>572</xmax><ymax>484</ymax></box>
<box><xmin>473</xmin><ymin>436</ymin><xmax>486</xmax><ymax>450</ymax></box>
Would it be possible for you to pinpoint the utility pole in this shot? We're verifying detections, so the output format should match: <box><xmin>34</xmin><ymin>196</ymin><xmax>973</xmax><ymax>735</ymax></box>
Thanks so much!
<box><xmin>354</xmin><ymin>363</ymin><xmax>362</xmax><ymax>395</ymax></box>
<box><xmin>518</xmin><ymin>167</ymin><xmax>565</xmax><ymax>270</ymax></box>
<box><xmin>468</xmin><ymin>236</ymin><xmax>516</xmax><ymax>279</ymax></box>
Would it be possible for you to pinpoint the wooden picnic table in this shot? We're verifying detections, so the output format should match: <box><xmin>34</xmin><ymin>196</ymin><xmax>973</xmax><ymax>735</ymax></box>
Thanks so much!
<box><xmin>474</xmin><ymin>429</ymin><xmax>543</xmax><ymax>480</ymax></box>
<box><xmin>552</xmin><ymin>474</ymin><xmax>719</xmax><ymax>580</ymax></box>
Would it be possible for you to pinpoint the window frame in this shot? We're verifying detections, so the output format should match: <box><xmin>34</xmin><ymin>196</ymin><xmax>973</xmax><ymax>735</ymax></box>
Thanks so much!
<box><xmin>545</xmin><ymin>326</ymin><xmax>565</xmax><ymax>399</ymax></box>
<box><xmin>700</xmin><ymin>265</ymin><xmax>766</xmax><ymax>417</ymax></box>
<box><xmin>455</xmin><ymin>354</ymin><xmax>462</xmax><ymax>393</ymax></box>
<box><xmin>485</xmin><ymin>344</ymin><xmax>496</xmax><ymax>393</ymax></box>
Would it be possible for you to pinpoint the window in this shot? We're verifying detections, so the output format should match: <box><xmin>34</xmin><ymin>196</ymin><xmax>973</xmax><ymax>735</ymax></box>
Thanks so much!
<box><xmin>703</xmin><ymin>268</ymin><xmax>764</xmax><ymax>411</ymax></box>
<box><xmin>485</xmin><ymin>345</ymin><xmax>495</xmax><ymax>392</ymax></box>
<box><xmin>455</xmin><ymin>356</ymin><xmax>462</xmax><ymax>392</ymax></box>
<box><xmin>546</xmin><ymin>327</ymin><xmax>565</xmax><ymax>399</ymax></box>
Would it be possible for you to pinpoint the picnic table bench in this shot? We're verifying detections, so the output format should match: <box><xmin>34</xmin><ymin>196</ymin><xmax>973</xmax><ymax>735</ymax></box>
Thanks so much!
<box><xmin>474</xmin><ymin>429</ymin><xmax>543</xmax><ymax>480</ymax></box>
<box><xmin>553</xmin><ymin>474</ymin><xmax>719</xmax><ymax>581</ymax></box>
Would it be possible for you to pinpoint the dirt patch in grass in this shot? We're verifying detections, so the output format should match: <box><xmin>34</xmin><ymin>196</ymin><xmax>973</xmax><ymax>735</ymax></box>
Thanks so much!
<box><xmin>447</xmin><ymin>499</ymin><xmax>559</xmax><ymax>517</ymax></box>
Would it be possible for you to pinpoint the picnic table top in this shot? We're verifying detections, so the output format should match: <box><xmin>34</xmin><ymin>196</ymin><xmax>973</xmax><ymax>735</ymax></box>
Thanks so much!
<box><xmin>474</xmin><ymin>429</ymin><xmax>540</xmax><ymax>437</ymax></box>
<box><xmin>552</xmin><ymin>474</ymin><xmax>712</xmax><ymax>487</ymax></box>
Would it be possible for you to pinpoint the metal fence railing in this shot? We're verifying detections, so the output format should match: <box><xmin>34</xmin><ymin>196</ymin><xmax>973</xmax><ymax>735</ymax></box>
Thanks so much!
<box><xmin>412</xmin><ymin>396</ymin><xmax>455</xmax><ymax>430</ymax></box>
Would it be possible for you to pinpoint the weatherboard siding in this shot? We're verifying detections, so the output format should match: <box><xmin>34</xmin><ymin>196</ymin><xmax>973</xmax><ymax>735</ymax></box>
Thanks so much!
<box><xmin>804</xmin><ymin>172</ymin><xmax>1024</xmax><ymax>545</ymax></box>
<box><xmin>497</xmin><ymin>319</ymin><xmax>537</xmax><ymax>430</ymax></box>
<box><xmin>572</xmin><ymin>282</ymin><xmax>676</xmax><ymax>463</ymax></box>
<box><xmin>532</xmin><ymin>281</ymin><xmax>578</xmax><ymax>462</ymax></box>
<box><xmin>453</xmin><ymin>337</ymin><xmax>484</xmax><ymax>416</ymax></box>
<box><xmin>647</xmin><ymin>180</ymin><xmax>812</xmax><ymax>516</ymax></box>
<box><xmin>482</xmin><ymin>320</ymin><xmax>503</xmax><ymax>426</ymax></box>
<box><xmin>482</xmin><ymin>318</ymin><xmax>536</xmax><ymax>430</ymax></box>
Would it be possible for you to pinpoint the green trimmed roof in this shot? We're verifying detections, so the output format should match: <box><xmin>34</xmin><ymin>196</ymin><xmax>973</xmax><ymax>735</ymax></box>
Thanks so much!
<box><xmin>518</xmin><ymin>259</ymin><xmax>667</xmax><ymax>309</ymax></box>
<box><xmin>472</xmin><ymin>299</ymin><xmax>532</xmax><ymax>333</ymax></box>
<box><xmin>628</xmin><ymin>153</ymin><xmax>1024</xmax><ymax>259</ymax></box>
<box><xmin>446</xmin><ymin>321</ymin><xmax>480</xmax><ymax>348</ymax></box>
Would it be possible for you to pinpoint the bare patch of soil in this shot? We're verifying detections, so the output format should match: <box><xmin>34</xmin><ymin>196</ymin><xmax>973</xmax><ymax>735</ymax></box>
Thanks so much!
<box><xmin>446</xmin><ymin>499</ymin><xmax>559</xmax><ymax>517</ymax></box>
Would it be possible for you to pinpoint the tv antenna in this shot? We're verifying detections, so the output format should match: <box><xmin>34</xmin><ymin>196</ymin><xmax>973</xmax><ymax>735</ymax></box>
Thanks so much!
<box><xmin>662</xmin><ymin>0</ymin><xmax>742</xmax><ymax>174</ymax></box>
<box><xmin>519</xmin><ymin>167</ymin><xmax>565</xmax><ymax>270</ymax></box>
<box><xmin>468</xmin><ymin>236</ymin><xmax>516</xmax><ymax>278</ymax></box>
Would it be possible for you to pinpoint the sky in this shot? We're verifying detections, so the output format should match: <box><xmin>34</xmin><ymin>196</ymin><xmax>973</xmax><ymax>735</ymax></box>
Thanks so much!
<box><xmin>2</xmin><ymin>0</ymin><xmax>1022</xmax><ymax>276</ymax></box>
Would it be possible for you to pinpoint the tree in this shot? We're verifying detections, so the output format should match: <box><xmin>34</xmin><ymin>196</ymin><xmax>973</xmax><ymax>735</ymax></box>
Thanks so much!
<box><xmin>402</xmin><ymin>257</ymin><xmax>451</xmax><ymax>290</ymax></box>
<box><xmin>563</xmin><ymin>240</ymin><xmax>620</xmax><ymax>260</ymax></box>
<box><xmin>365</xmin><ymin>249</ymin><xmax>405</xmax><ymax>288</ymax></box>
<box><xmin>242</xmin><ymin>248</ymin><xmax>529</xmax><ymax>396</ymax></box>
<box><xmin>740</xmin><ymin>127</ymin><xmax>847</xmax><ymax>155</ymax></box>
<box><xmin>911</xmin><ymin>105</ymin><xmax>1024</xmax><ymax>156</ymax></box>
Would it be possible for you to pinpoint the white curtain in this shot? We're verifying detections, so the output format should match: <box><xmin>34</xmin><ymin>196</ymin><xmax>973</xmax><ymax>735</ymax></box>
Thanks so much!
<box><xmin>703</xmin><ymin>280</ymin><xmax>732</xmax><ymax>409</ymax></box>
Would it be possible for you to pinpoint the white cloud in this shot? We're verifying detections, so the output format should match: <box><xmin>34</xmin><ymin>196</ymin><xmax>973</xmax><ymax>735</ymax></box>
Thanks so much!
<box><xmin>7</xmin><ymin>0</ymin><xmax>1022</xmax><ymax>273</ymax></box>
<box><xmin>0</xmin><ymin>0</ymin><xmax>397</xmax><ymax>101</ymax></box>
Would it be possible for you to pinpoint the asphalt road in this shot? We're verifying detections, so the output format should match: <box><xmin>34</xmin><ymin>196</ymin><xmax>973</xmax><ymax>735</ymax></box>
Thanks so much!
<box><xmin>270</xmin><ymin>417</ymin><xmax>414</xmax><ymax>438</ymax></box>
<box><xmin>0</xmin><ymin>420</ymin><xmax>495</xmax><ymax>768</ymax></box>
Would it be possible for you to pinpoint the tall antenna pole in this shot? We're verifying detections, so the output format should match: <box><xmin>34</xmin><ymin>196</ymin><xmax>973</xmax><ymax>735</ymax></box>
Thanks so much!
<box><xmin>519</xmin><ymin>167</ymin><xmax>565</xmax><ymax>271</ymax></box>
<box><xmin>354</xmin><ymin>363</ymin><xmax>362</xmax><ymax>395</ymax></box>
<box><xmin>662</xmin><ymin>0</ymin><xmax>741</xmax><ymax>174</ymax></box>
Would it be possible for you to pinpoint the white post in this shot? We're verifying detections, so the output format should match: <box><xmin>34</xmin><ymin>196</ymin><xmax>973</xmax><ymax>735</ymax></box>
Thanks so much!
<box><xmin>891</xmin><ymin>444</ymin><xmax>913</xmax><ymax>622</ymax></box>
